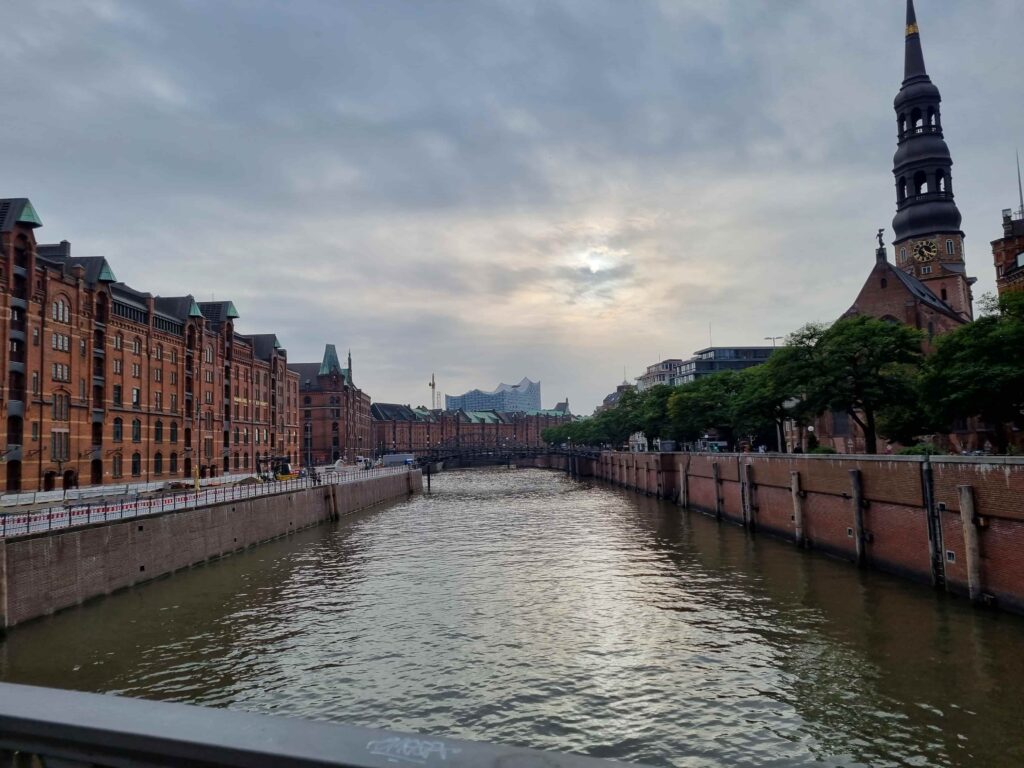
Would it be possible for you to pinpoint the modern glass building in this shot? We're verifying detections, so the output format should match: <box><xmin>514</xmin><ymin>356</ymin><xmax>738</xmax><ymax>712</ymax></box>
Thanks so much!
<box><xmin>445</xmin><ymin>378</ymin><xmax>541</xmax><ymax>412</ymax></box>
<box><xmin>670</xmin><ymin>347</ymin><xmax>776</xmax><ymax>385</ymax></box>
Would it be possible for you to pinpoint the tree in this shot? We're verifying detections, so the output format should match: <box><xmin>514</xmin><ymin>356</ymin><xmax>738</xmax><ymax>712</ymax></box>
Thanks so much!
<box><xmin>730</xmin><ymin>338</ymin><xmax>820</xmax><ymax>451</ymax></box>
<box><xmin>804</xmin><ymin>316</ymin><xmax>924</xmax><ymax>454</ymax></box>
<box><xmin>921</xmin><ymin>292</ymin><xmax>1024</xmax><ymax>451</ymax></box>
<box><xmin>667</xmin><ymin>370</ymin><xmax>743</xmax><ymax>444</ymax></box>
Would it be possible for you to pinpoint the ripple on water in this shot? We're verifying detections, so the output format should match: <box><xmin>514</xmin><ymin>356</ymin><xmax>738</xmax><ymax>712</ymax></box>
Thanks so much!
<box><xmin>3</xmin><ymin>468</ymin><xmax>1024</xmax><ymax>768</ymax></box>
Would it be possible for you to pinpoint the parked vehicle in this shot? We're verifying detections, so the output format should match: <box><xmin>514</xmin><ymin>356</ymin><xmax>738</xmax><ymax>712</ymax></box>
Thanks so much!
<box><xmin>381</xmin><ymin>453</ymin><xmax>415</xmax><ymax>467</ymax></box>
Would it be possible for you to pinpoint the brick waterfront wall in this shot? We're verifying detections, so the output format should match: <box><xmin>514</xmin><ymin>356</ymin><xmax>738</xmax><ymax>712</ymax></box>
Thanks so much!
<box><xmin>0</xmin><ymin>470</ymin><xmax>422</xmax><ymax>629</ymax></box>
<box><xmin>525</xmin><ymin>452</ymin><xmax>1024</xmax><ymax>616</ymax></box>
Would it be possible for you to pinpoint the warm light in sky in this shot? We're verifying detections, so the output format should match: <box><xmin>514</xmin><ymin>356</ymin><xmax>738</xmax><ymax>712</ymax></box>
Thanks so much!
<box><xmin>2</xmin><ymin>0</ymin><xmax>1019</xmax><ymax>412</ymax></box>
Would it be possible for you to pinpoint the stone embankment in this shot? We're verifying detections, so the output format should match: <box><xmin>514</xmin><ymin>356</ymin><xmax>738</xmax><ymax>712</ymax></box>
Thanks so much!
<box><xmin>0</xmin><ymin>470</ymin><xmax>422</xmax><ymax>630</ymax></box>
<box><xmin>524</xmin><ymin>452</ymin><xmax>1024</xmax><ymax>615</ymax></box>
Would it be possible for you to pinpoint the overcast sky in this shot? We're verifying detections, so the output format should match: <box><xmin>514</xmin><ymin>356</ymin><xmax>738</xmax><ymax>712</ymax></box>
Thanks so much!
<box><xmin>3</xmin><ymin>0</ymin><xmax>1021</xmax><ymax>413</ymax></box>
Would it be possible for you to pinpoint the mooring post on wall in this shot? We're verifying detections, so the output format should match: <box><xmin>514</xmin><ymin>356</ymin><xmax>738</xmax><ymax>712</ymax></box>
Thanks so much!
<box><xmin>712</xmin><ymin>462</ymin><xmax>722</xmax><ymax>520</ymax></box>
<box><xmin>790</xmin><ymin>470</ymin><xmax>805</xmax><ymax>547</ymax></box>
<box><xmin>742</xmin><ymin>462</ymin><xmax>756</xmax><ymax>532</ymax></box>
<box><xmin>850</xmin><ymin>469</ymin><xmax>866</xmax><ymax>568</ymax></box>
<box><xmin>958</xmin><ymin>484</ymin><xmax>983</xmax><ymax>602</ymax></box>
<box><xmin>920</xmin><ymin>459</ymin><xmax>946</xmax><ymax>588</ymax></box>
<box><xmin>679</xmin><ymin>459</ymin><xmax>689</xmax><ymax>509</ymax></box>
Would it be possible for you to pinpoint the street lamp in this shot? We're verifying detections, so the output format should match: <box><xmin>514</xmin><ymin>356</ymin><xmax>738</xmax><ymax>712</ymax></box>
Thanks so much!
<box><xmin>764</xmin><ymin>336</ymin><xmax>783</xmax><ymax>348</ymax></box>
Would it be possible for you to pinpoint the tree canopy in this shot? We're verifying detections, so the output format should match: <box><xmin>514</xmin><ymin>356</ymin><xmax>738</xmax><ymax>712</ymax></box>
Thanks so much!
<box><xmin>542</xmin><ymin>303</ymin><xmax>1024</xmax><ymax>455</ymax></box>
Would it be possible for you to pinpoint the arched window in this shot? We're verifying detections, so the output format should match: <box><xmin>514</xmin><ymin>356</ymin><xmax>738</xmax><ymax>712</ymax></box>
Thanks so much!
<box><xmin>114</xmin><ymin>333</ymin><xmax>123</xmax><ymax>351</ymax></box>
<box><xmin>897</xmin><ymin>177</ymin><xmax>907</xmax><ymax>203</ymax></box>
<box><xmin>154</xmin><ymin>452</ymin><xmax>163</xmax><ymax>475</ymax></box>
<box><xmin>131</xmin><ymin>452</ymin><xmax>142</xmax><ymax>476</ymax></box>
<box><xmin>51</xmin><ymin>297</ymin><xmax>71</xmax><ymax>324</ymax></box>
<box><xmin>132</xmin><ymin>337</ymin><xmax>142</xmax><ymax>355</ymax></box>
<box><xmin>946</xmin><ymin>239</ymin><xmax>955</xmax><ymax>255</ymax></box>
<box><xmin>332</xmin><ymin>422</ymin><xmax>339</xmax><ymax>432</ymax></box>
<box><xmin>927</xmin><ymin>106</ymin><xmax>936</xmax><ymax>127</ymax></box>
<box><xmin>131</xmin><ymin>419</ymin><xmax>141</xmax><ymax>442</ymax></box>
<box><xmin>941</xmin><ymin>287</ymin><xmax>948</xmax><ymax>301</ymax></box>
<box><xmin>880</xmin><ymin>278</ymin><xmax>888</xmax><ymax>289</ymax></box>
<box><xmin>243</xmin><ymin>453</ymin><xmax>250</xmax><ymax>469</ymax></box>
<box><xmin>303</xmin><ymin>396</ymin><xmax>311</xmax><ymax>406</ymax></box>
<box><xmin>155</xmin><ymin>420</ymin><xmax>164</xmax><ymax>442</ymax></box>
<box><xmin>170</xmin><ymin>421</ymin><xmax>179</xmax><ymax>443</ymax></box>
<box><xmin>233</xmin><ymin>453</ymin><xmax>240</xmax><ymax>470</ymax></box>
<box><xmin>898</xmin><ymin>113</ymin><xmax>906</xmax><ymax>136</ymax></box>
<box><xmin>900</xmin><ymin>247</ymin><xmax>907</xmax><ymax>263</ymax></box>
<box><xmin>112</xmin><ymin>454</ymin><xmax>123</xmax><ymax>477</ymax></box>
<box><xmin>913</xmin><ymin>171</ymin><xmax>928</xmax><ymax>195</ymax></box>
<box><xmin>911</xmin><ymin>108</ymin><xmax>923</xmax><ymax>132</ymax></box>
<box><xmin>113</xmin><ymin>418</ymin><xmax>123</xmax><ymax>442</ymax></box>
<box><xmin>170</xmin><ymin>452</ymin><xmax>179</xmax><ymax>473</ymax></box>
<box><xmin>936</xmin><ymin>169</ymin><xmax>947</xmax><ymax>194</ymax></box>
<box><xmin>156</xmin><ymin>344</ymin><xmax>163</xmax><ymax>361</ymax></box>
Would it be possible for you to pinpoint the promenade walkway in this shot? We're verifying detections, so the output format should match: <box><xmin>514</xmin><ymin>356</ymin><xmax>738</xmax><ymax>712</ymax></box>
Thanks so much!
<box><xmin>0</xmin><ymin>466</ymin><xmax>410</xmax><ymax>539</ymax></box>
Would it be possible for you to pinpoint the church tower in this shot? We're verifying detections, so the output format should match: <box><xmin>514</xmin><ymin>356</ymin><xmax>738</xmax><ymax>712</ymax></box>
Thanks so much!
<box><xmin>891</xmin><ymin>0</ymin><xmax>974</xmax><ymax>320</ymax></box>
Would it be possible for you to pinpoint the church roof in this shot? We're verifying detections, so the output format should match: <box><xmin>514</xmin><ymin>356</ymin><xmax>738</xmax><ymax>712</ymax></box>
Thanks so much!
<box><xmin>889</xmin><ymin>265</ymin><xmax>963</xmax><ymax>321</ymax></box>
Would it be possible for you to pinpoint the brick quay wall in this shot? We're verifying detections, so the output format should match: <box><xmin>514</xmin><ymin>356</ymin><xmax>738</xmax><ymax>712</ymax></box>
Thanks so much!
<box><xmin>523</xmin><ymin>453</ymin><xmax>1024</xmax><ymax>615</ymax></box>
<box><xmin>0</xmin><ymin>470</ymin><xmax>422</xmax><ymax>630</ymax></box>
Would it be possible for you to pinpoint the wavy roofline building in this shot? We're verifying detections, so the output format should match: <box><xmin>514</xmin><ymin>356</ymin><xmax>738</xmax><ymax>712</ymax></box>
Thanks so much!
<box><xmin>445</xmin><ymin>377</ymin><xmax>541</xmax><ymax>412</ymax></box>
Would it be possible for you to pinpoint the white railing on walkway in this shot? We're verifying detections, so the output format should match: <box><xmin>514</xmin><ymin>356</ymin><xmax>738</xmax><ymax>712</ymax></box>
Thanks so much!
<box><xmin>0</xmin><ymin>466</ymin><xmax>412</xmax><ymax>539</ymax></box>
<box><xmin>0</xmin><ymin>472</ymin><xmax>262</xmax><ymax>509</ymax></box>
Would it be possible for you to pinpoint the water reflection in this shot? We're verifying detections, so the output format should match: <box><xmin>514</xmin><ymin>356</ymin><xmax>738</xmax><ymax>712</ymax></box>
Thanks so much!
<box><xmin>2</xmin><ymin>468</ymin><xmax>1022</xmax><ymax>767</ymax></box>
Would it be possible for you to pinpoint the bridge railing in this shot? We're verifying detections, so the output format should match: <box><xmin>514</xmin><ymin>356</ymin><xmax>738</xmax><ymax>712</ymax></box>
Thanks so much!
<box><xmin>0</xmin><ymin>466</ymin><xmax>412</xmax><ymax>539</ymax></box>
<box><xmin>0</xmin><ymin>682</ymin><xmax>628</xmax><ymax>768</ymax></box>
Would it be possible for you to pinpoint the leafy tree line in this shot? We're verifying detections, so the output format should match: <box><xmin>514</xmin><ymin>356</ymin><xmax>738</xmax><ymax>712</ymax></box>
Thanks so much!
<box><xmin>543</xmin><ymin>293</ymin><xmax>1024</xmax><ymax>454</ymax></box>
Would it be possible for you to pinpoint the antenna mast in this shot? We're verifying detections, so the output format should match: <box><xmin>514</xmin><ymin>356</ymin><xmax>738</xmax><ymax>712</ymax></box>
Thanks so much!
<box><xmin>1017</xmin><ymin>150</ymin><xmax>1024</xmax><ymax>219</ymax></box>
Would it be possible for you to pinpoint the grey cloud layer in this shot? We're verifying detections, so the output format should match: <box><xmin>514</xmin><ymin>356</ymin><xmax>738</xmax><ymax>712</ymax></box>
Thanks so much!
<box><xmin>2</xmin><ymin>0</ymin><xmax>1020</xmax><ymax>411</ymax></box>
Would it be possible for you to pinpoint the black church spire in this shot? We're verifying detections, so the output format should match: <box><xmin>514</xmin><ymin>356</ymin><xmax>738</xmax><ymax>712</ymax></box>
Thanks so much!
<box><xmin>903</xmin><ymin>0</ymin><xmax>927</xmax><ymax>82</ymax></box>
<box><xmin>892</xmin><ymin>0</ymin><xmax>963</xmax><ymax>242</ymax></box>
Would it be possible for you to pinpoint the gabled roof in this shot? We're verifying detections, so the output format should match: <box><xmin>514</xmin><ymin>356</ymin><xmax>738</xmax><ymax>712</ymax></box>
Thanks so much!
<box><xmin>0</xmin><ymin>198</ymin><xmax>42</xmax><ymax>231</ymax></box>
<box><xmin>153</xmin><ymin>295</ymin><xmax>204</xmax><ymax>322</ymax></box>
<box><xmin>35</xmin><ymin>241</ymin><xmax>118</xmax><ymax>285</ymax></box>
<box><xmin>889</xmin><ymin>265</ymin><xmax>964</xmax><ymax>321</ymax></box>
<box><xmin>319</xmin><ymin>344</ymin><xmax>343</xmax><ymax>376</ymax></box>
<box><xmin>290</xmin><ymin>344</ymin><xmax>352</xmax><ymax>389</ymax></box>
<box><xmin>370</xmin><ymin>403</ymin><xmax>419</xmax><ymax>421</ymax></box>
<box><xmin>198</xmin><ymin>301</ymin><xmax>240</xmax><ymax>329</ymax></box>
<box><xmin>246</xmin><ymin>334</ymin><xmax>282</xmax><ymax>362</ymax></box>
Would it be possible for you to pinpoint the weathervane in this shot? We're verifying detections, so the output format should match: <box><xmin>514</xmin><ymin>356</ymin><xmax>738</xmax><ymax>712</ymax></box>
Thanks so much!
<box><xmin>876</xmin><ymin>228</ymin><xmax>885</xmax><ymax>248</ymax></box>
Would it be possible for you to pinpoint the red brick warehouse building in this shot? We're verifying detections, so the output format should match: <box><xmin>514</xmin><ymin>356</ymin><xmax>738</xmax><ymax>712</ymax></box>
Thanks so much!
<box><xmin>290</xmin><ymin>345</ymin><xmax>372</xmax><ymax>466</ymax></box>
<box><xmin>371</xmin><ymin>403</ymin><xmax>572</xmax><ymax>456</ymax></box>
<box><xmin>0</xmin><ymin>198</ymin><xmax>300</xmax><ymax>492</ymax></box>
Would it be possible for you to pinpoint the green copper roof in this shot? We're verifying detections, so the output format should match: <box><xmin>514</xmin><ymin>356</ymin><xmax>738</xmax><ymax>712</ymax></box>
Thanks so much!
<box><xmin>225</xmin><ymin>301</ymin><xmax>240</xmax><ymax>319</ymax></box>
<box><xmin>17</xmin><ymin>200</ymin><xmax>42</xmax><ymax>228</ymax></box>
<box><xmin>188</xmin><ymin>299</ymin><xmax>203</xmax><ymax>318</ymax></box>
<box><xmin>319</xmin><ymin>344</ymin><xmax>343</xmax><ymax>376</ymax></box>
<box><xmin>98</xmin><ymin>262</ymin><xmax>117</xmax><ymax>282</ymax></box>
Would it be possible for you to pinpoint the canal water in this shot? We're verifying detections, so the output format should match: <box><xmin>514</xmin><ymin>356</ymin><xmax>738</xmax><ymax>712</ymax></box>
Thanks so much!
<box><xmin>2</xmin><ymin>468</ymin><xmax>1022</xmax><ymax>767</ymax></box>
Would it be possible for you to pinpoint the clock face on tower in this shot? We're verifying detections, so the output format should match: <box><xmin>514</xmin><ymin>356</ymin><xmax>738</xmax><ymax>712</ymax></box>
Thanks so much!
<box><xmin>912</xmin><ymin>240</ymin><xmax>938</xmax><ymax>262</ymax></box>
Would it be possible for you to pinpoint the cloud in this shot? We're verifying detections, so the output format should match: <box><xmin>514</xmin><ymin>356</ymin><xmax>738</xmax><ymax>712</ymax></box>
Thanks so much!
<box><xmin>1</xmin><ymin>0</ymin><xmax>1019</xmax><ymax>412</ymax></box>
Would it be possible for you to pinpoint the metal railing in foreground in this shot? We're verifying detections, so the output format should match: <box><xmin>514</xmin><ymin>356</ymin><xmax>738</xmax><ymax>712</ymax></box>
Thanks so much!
<box><xmin>0</xmin><ymin>466</ymin><xmax>412</xmax><ymax>539</ymax></box>
<box><xmin>0</xmin><ymin>682</ymin><xmax>630</xmax><ymax>768</ymax></box>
